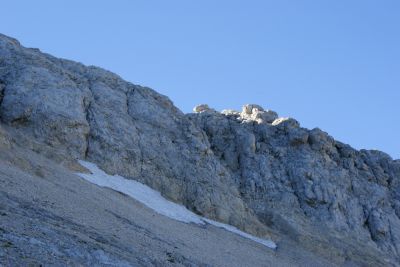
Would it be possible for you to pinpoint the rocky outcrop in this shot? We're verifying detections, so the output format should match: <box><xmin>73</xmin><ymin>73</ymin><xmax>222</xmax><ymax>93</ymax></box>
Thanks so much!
<box><xmin>187</xmin><ymin>106</ymin><xmax>400</xmax><ymax>265</ymax></box>
<box><xmin>0</xmin><ymin>33</ymin><xmax>399</xmax><ymax>266</ymax></box>
<box><xmin>0</xmin><ymin>34</ymin><xmax>267</xmax><ymax>238</ymax></box>
<box><xmin>240</xmin><ymin>104</ymin><xmax>278</xmax><ymax>124</ymax></box>
<box><xmin>193</xmin><ymin>104</ymin><xmax>213</xmax><ymax>113</ymax></box>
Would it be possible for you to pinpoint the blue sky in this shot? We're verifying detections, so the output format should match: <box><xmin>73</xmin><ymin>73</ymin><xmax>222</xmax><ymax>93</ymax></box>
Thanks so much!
<box><xmin>1</xmin><ymin>1</ymin><xmax>399</xmax><ymax>159</ymax></box>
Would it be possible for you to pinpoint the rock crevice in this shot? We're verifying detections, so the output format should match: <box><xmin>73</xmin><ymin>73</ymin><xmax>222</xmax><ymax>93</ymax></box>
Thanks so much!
<box><xmin>0</xmin><ymin>80</ymin><xmax>4</xmax><ymax>108</ymax></box>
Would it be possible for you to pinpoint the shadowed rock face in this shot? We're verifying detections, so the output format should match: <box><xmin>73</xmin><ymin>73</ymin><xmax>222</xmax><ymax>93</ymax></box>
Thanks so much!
<box><xmin>0</xmin><ymin>33</ymin><xmax>399</xmax><ymax>266</ymax></box>
<box><xmin>188</xmin><ymin>109</ymin><xmax>400</xmax><ymax>264</ymax></box>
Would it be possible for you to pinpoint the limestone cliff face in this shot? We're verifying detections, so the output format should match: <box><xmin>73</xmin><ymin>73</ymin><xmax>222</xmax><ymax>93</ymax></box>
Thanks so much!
<box><xmin>1</xmin><ymin>33</ymin><xmax>399</xmax><ymax>266</ymax></box>
<box><xmin>188</xmin><ymin>106</ymin><xmax>400</xmax><ymax>265</ymax></box>
<box><xmin>0</xmin><ymin>34</ymin><xmax>268</xmax><ymax>236</ymax></box>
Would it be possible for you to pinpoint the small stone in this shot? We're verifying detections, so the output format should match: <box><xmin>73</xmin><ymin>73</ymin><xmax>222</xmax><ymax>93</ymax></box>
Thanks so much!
<box><xmin>271</xmin><ymin>117</ymin><xmax>300</xmax><ymax>128</ymax></box>
<box><xmin>193</xmin><ymin>104</ymin><xmax>211</xmax><ymax>113</ymax></box>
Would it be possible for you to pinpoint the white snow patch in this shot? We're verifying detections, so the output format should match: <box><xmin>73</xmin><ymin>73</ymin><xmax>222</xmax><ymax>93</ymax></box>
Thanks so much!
<box><xmin>203</xmin><ymin>219</ymin><xmax>277</xmax><ymax>249</ymax></box>
<box><xmin>77</xmin><ymin>161</ymin><xmax>204</xmax><ymax>225</ymax></box>
<box><xmin>77</xmin><ymin>160</ymin><xmax>277</xmax><ymax>249</ymax></box>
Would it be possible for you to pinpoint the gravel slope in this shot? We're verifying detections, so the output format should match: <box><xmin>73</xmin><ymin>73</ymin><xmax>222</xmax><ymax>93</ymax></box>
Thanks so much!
<box><xmin>0</xmin><ymin>137</ymin><xmax>336</xmax><ymax>266</ymax></box>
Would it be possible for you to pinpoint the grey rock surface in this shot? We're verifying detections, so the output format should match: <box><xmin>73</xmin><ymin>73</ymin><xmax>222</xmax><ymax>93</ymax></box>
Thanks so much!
<box><xmin>193</xmin><ymin>104</ymin><xmax>213</xmax><ymax>113</ymax></box>
<box><xmin>241</xmin><ymin>104</ymin><xmax>278</xmax><ymax>124</ymax></box>
<box><xmin>187</xmin><ymin>108</ymin><xmax>400</xmax><ymax>266</ymax></box>
<box><xmin>0</xmin><ymin>33</ymin><xmax>266</xmax><ymax>239</ymax></box>
<box><xmin>0</xmin><ymin>33</ymin><xmax>399</xmax><ymax>266</ymax></box>
<box><xmin>0</xmin><ymin>130</ymin><xmax>338</xmax><ymax>266</ymax></box>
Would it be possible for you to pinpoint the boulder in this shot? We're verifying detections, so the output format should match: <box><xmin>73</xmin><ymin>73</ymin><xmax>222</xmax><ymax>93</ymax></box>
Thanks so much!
<box><xmin>240</xmin><ymin>104</ymin><xmax>278</xmax><ymax>124</ymax></box>
<box><xmin>193</xmin><ymin>104</ymin><xmax>212</xmax><ymax>113</ymax></box>
<box><xmin>242</xmin><ymin>104</ymin><xmax>264</xmax><ymax>115</ymax></box>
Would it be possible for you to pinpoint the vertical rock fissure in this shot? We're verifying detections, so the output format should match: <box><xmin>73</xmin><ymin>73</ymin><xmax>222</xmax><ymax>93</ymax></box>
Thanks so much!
<box><xmin>125</xmin><ymin>87</ymin><xmax>145</xmax><ymax>176</ymax></box>
<box><xmin>83</xmin><ymin>99</ymin><xmax>92</xmax><ymax>159</ymax></box>
<box><xmin>0</xmin><ymin>80</ymin><xmax>5</xmax><ymax>118</ymax></box>
<box><xmin>83</xmin><ymin>80</ymin><xmax>94</xmax><ymax>159</ymax></box>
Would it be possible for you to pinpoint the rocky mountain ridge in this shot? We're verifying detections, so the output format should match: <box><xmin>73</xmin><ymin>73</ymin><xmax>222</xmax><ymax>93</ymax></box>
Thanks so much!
<box><xmin>1</xmin><ymin>33</ymin><xmax>399</xmax><ymax>266</ymax></box>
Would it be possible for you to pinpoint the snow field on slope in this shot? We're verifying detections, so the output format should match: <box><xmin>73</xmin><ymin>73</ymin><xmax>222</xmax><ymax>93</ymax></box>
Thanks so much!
<box><xmin>77</xmin><ymin>160</ymin><xmax>277</xmax><ymax>249</ymax></box>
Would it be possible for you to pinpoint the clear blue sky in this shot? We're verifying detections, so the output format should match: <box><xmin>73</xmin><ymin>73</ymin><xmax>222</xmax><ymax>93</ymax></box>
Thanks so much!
<box><xmin>1</xmin><ymin>1</ymin><xmax>399</xmax><ymax>159</ymax></box>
